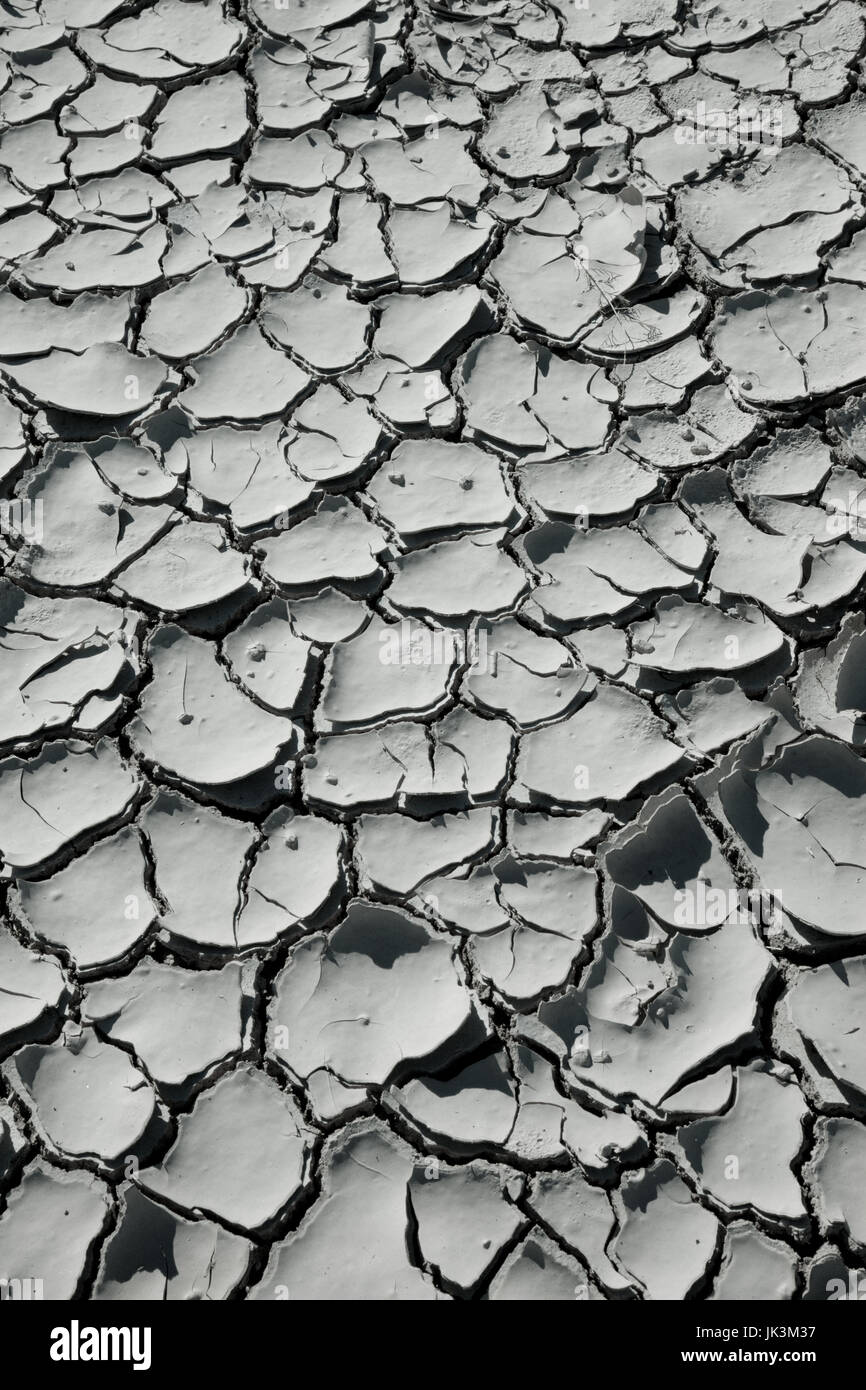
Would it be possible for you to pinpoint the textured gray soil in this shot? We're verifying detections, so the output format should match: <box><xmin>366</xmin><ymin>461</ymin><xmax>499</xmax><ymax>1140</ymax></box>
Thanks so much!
<box><xmin>1</xmin><ymin>0</ymin><xmax>866</xmax><ymax>1303</ymax></box>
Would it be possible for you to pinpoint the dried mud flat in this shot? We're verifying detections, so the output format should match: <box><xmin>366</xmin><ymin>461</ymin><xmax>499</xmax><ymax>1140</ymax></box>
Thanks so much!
<box><xmin>1</xmin><ymin>0</ymin><xmax>866</xmax><ymax>1304</ymax></box>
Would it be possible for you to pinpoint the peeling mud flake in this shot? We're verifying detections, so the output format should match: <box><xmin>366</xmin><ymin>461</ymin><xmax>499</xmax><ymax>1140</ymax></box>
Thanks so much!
<box><xmin>94</xmin><ymin>1185</ymin><xmax>251</xmax><ymax>1301</ymax></box>
<box><xmin>257</xmin><ymin>497</ymin><xmax>388</xmax><ymax>591</ymax></box>
<box><xmin>409</xmin><ymin>1160</ymin><xmax>527</xmax><ymax>1296</ymax></box>
<box><xmin>1</xmin><ymin>344</ymin><xmax>173</xmax><ymax>418</ymax></box>
<box><xmin>461</xmin><ymin>856</ymin><xmax>599</xmax><ymax>1004</ymax></box>
<box><xmin>612</xmin><ymin>1160</ymin><xmax>720</xmax><ymax>1301</ymax></box>
<box><xmin>140</xmin><ymin>791</ymin><xmax>256</xmax><ymax>952</ymax></box>
<box><xmin>252</xmin><ymin>1120</ymin><xmax>445</xmax><ymax>1301</ymax></box>
<box><xmin>710</xmin><ymin>1223</ymin><xmax>798</xmax><ymax>1302</ymax></box>
<box><xmin>388</xmin><ymin>532</ymin><xmax>528</xmax><ymax>621</ymax></box>
<box><xmin>138</xmin><ymin>1067</ymin><xmax>313</xmax><ymax>1233</ymax></box>
<box><xmin>0</xmin><ymin>1161</ymin><xmax>110</xmax><ymax>1300</ymax></box>
<box><xmin>368</xmin><ymin>439</ymin><xmax>517</xmax><ymax>538</ymax></box>
<box><xmin>0</xmin><ymin>582</ymin><xmax>139</xmax><ymax>742</ymax></box>
<box><xmin>513</xmin><ymin>684</ymin><xmax>686</xmax><ymax>807</ymax></box>
<box><xmin>178</xmin><ymin>324</ymin><xmax>311</xmax><ymax>424</ymax></box>
<box><xmin>0</xmin><ymin>739</ymin><xmax>139</xmax><ymax>873</ymax></box>
<box><xmin>9</xmin><ymin>448</ymin><xmax>176</xmax><ymax>589</ymax></box>
<box><xmin>527</xmin><ymin>1169</ymin><xmax>631</xmax><ymax>1296</ymax></box>
<box><xmin>14</xmin><ymin>827</ymin><xmax>156</xmax><ymax>971</ymax></box>
<box><xmin>536</xmin><ymin>896</ymin><xmax>775</xmax><ymax>1109</ymax></box>
<box><xmin>355</xmin><ymin>809</ymin><xmax>497</xmax><ymax>896</ymax></box>
<box><xmin>711</xmin><ymin>286</ymin><xmax>866</xmax><ymax>407</ymax></box>
<box><xmin>603</xmin><ymin>786</ymin><xmax>737</xmax><ymax>931</ymax></box>
<box><xmin>463</xmin><ymin>618</ymin><xmax>596</xmax><ymax>729</ymax></box>
<box><xmin>487</xmin><ymin>1230</ymin><xmax>603</xmax><ymax>1302</ymax></box>
<box><xmin>222</xmin><ymin>598</ymin><xmax>312</xmax><ymax>714</ymax></box>
<box><xmin>4</xmin><ymin>1030</ymin><xmax>157</xmax><ymax>1166</ymax></box>
<box><xmin>83</xmin><ymin>961</ymin><xmax>250</xmax><ymax>1099</ymax></box>
<box><xmin>672</xmin><ymin>1062</ymin><xmax>809</xmax><ymax>1226</ymax></box>
<box><xmin>128</xmin><ymin>626</ymin><xmax>297</xmax><ymax>787</ymax></box>
<box><xmin>20</xmin><ymin>224</ymin><xmax>167</xmax><ymax>294</ymax></box>
<box><xmin>807</xmin><ymin>1118</ymin><xmax>866</xmax><ymax>1253</ymax></box>
<box><xmin>261</xmin><ymin>278</ymin><xmax>370</xmax><ymax>374</ymax></box>
<box><xmin>795</xmin><ymin>613</ymin><xmax>866</xmax><ymax>744</ymax></box>
<box><xmin>0</xmin><ymin>926</ymin><xmax>66</xmax><ymax>1047</ymax></box>
<box><xmin>712</xmin><ymin>737</ymin><xmax>866</xmax><ymax>939</ymax></box>
<box><xmin>112</xmin><ymin>519</ymin><xmax>251</xmax><ymax>614</ymax></box>
<box><xmin>316</xmin><ymin>614</ymin><xmax>458</xmax><ymax>731</ymax></box>
<box><xmin>238</xmin><ymin>808</ymin><xmax>344</xmax><ymax>949</ymax></box>
<box><xmin>781</xmin><ymin>956</ymin><xmax>866</xmax><ymax>1103</ymax></box>
<box><xmin>139</xmin><ymin>264</ymin><xmax>249</xmax><ymax>361</ymax></box>
<box><xmin>520</xmin><ymin>520</ymin><xmax>695</xmax><ymax>625</ymax></box>
<box><xmin>270</xmin><ymin>900</ymin><xmax>477</xmax><ymax>1088</ymax></box>
<box><xmin>385</xmin><ymin>1051</ymin><xmax>517</xmax><ymax>1152</ymax></box>
<box><xmin>149</xmin><ymin>73</ymin><xmax>249</xmax><ymax>165</ymax></box>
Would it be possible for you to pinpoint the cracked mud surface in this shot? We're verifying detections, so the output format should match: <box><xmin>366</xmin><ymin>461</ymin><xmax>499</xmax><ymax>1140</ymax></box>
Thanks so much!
<box><xmin>1</xmin><ymin>0</ymin><xmax>866</xmax><ymax>1305</ymax></box>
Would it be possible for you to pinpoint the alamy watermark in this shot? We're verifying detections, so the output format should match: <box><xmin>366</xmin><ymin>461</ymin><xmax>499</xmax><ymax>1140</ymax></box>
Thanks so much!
<box><xmin>49</xmin><ymin>1321</ymin><xmax>151</xmax><ymax>1371</ymax></box>
<box><xmin>0</xmin><ymin>499</ymin><xmax>43</xmax><ymax>543</ymax></box>
<box><xmin>826</xmin><ymin>490</ymin><xmax>866</xmax><ymax>539</ymax></box>
<box><xmin>378</xmin><ymin>619</ymin><xmax>497</xmax><ymax>675</ymax></box>
<box><xmin>674</xmin><ymin>101</ymin><xmax>783</xmax><ymax>147</ymax></box>
<box><xmin>673</xmin><ymin>884</ymin><xmax>781</xmax><ymax>928</ymax></box>
<box><xmin>0</xmin><ymin>1276</ymin><xmax>43</xmax><ymax>1300</ymax></box>
<box><xmin>825</xmin><ymin>1271</ymin><xmax>866</xmax><ymax>1300</ymax></box>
